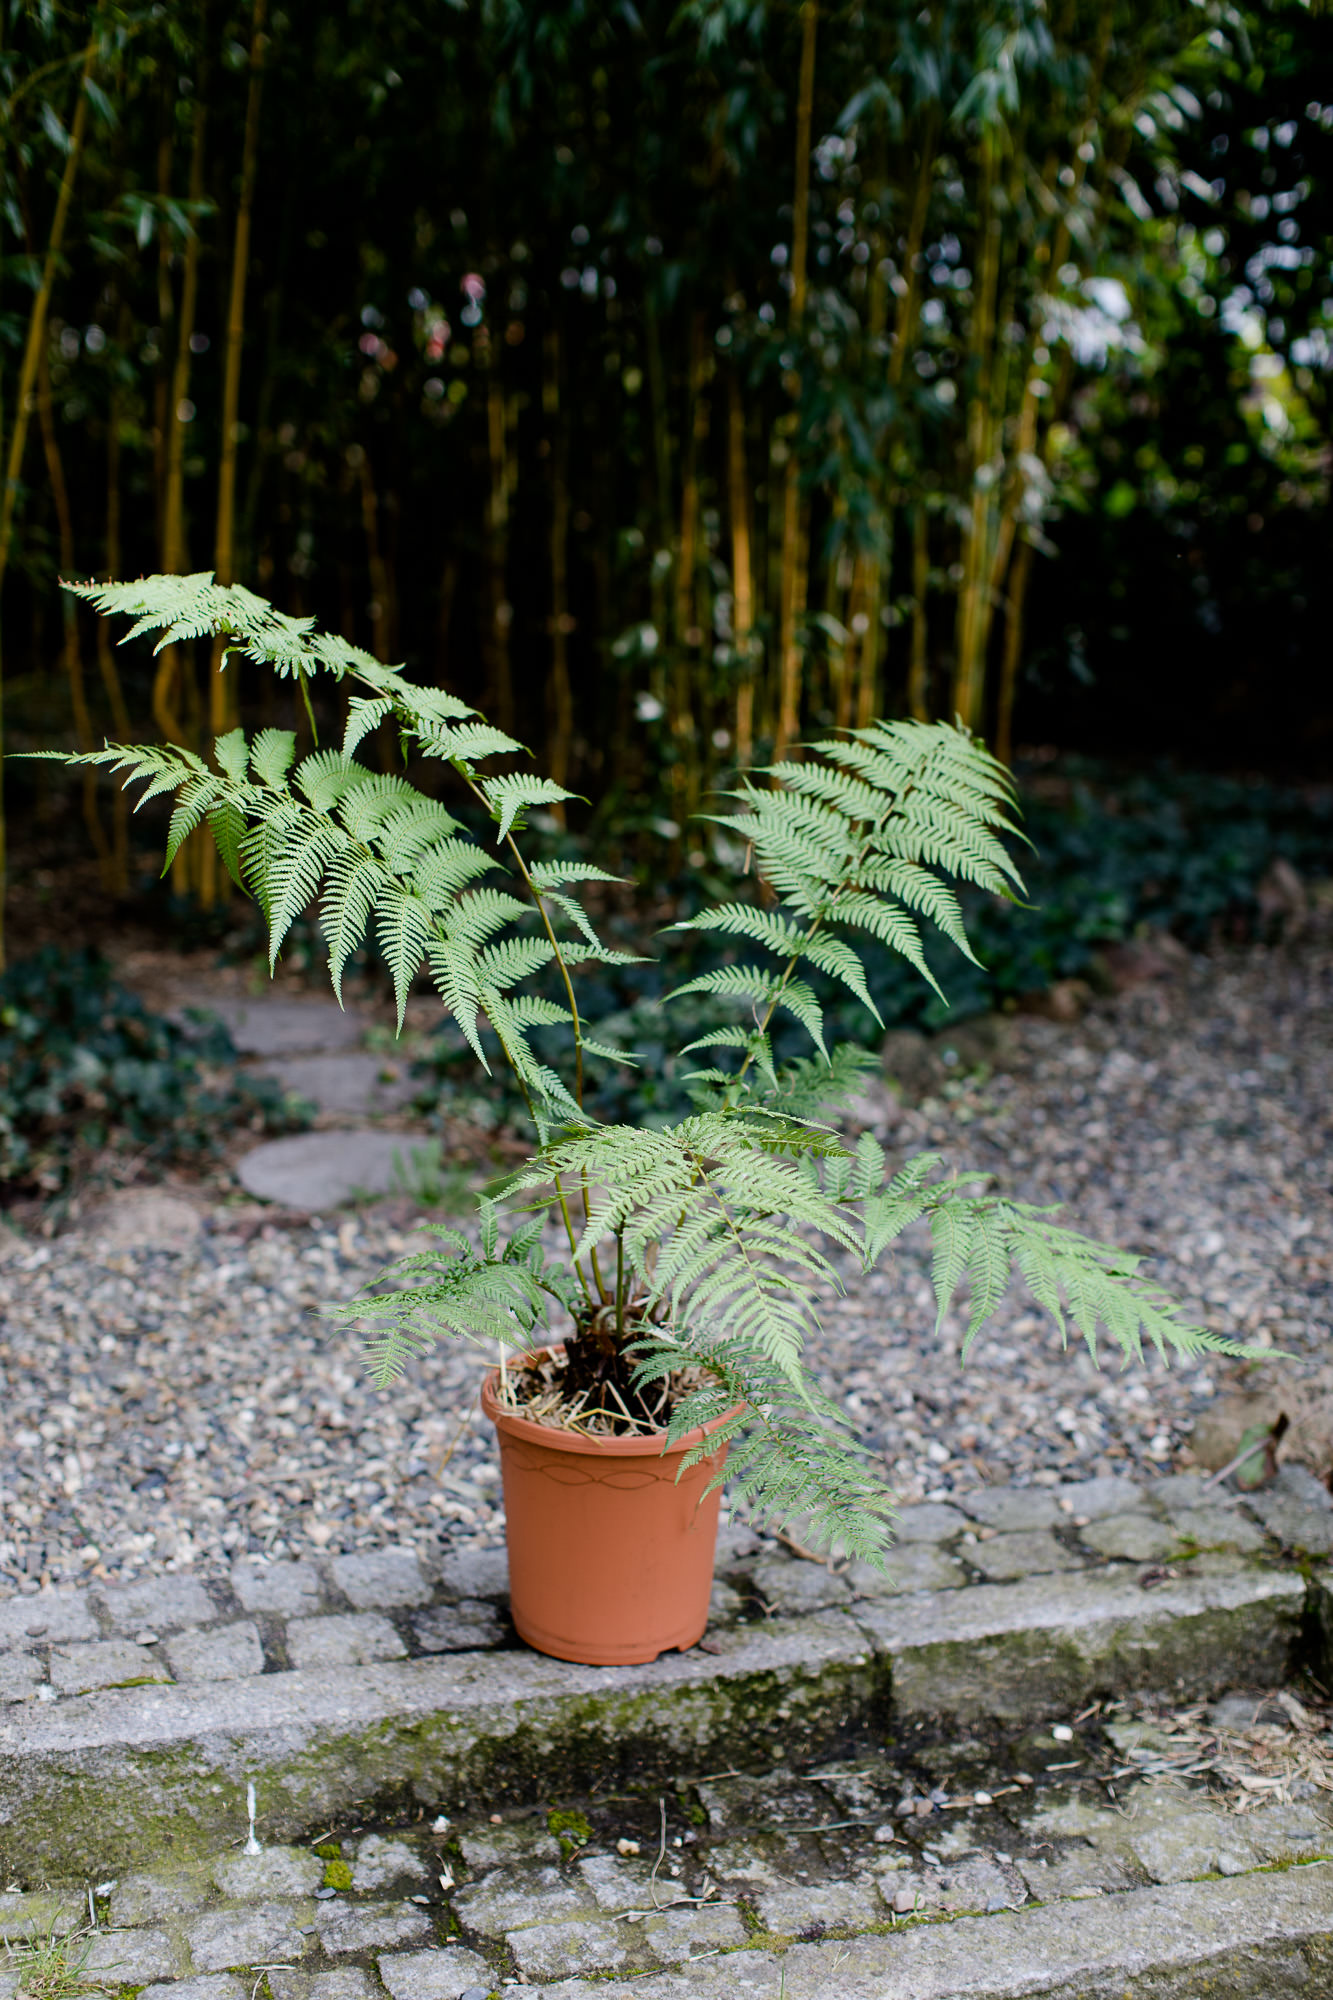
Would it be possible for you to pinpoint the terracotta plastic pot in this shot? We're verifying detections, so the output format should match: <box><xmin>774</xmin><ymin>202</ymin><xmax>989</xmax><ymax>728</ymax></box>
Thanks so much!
<box><xmin>481</xmin><ymin>1357</ymin><xmax>736</xmax><ymax>1666</ymax></box>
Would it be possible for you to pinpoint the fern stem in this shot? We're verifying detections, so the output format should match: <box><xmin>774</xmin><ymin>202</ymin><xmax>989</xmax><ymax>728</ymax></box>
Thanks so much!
<box><xmin>453</xmin><ymin>767</ymin><xmax>609</xmax><ymax>1303</ymax></box>
<box><xmin>615</xmin><ymin>1230</ymin><xmax>625</xmax><ymax>1341</ymax></box>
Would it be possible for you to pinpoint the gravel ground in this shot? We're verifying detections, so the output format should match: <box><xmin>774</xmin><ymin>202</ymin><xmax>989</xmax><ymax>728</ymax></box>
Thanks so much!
<box><xmin>0</xmin><ymin>932</ymin><xmax>1329</xmax><ymax>1595</ymax></box>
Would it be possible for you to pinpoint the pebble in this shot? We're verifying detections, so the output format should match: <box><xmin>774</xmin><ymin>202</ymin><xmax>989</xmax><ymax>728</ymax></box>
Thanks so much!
<box><xmin>0</xmin><ymin>935</ymin><xmax>1329</xmax><ymax>1591</ymax></box>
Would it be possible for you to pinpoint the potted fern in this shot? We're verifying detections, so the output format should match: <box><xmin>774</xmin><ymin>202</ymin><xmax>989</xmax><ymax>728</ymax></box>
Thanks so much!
<box><xmin>53</xmin><ymin>576</ymin><xmax>1250</xmax><ymax>1665</ymax></box>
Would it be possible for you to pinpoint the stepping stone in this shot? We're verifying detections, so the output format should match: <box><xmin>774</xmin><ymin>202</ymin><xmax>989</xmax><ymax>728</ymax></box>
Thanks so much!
<box><xmin>250</xmin><ymin>1054</ymin><xmax>416</xmax><ymax>1117</ymax></box>
<box><xmin>80</xmin><ymin>1189</ymin><xmax>206</xmax><ymax>1250</ymax></box>
<box><xmin>235</xmin><ymin>1130</ymin><xmax>428</xmax><ymax>1209</ymax></box>
<box><xmin>205</xmin><ymin>996</ymin><xmax>369</xmax><ymax>1056</ymax></box>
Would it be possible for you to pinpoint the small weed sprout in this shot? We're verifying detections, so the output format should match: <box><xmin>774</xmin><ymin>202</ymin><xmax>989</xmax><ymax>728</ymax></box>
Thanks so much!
<box><xmin>4</xmin><ymin>1920</ymin><xmax>108</xmax><ymax>2000</ymax></box>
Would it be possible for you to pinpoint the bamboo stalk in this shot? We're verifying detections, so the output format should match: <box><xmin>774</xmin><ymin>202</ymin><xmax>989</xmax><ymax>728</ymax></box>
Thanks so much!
<box><xmin>353</xmin><ymin>444</ymin><xmax>391</xmax><ymax>664</ymax></box>
<box><xmin>545</xmin><ymin>327</ymin><xmax>574</xmax><ymax>818</ymax></box>
<box><xmin>37</xmin><ymin>343</ymin><xmax>112</xmax><ymax>879</ymax></box>
<box><xmin>852</xmin><ymin>547</ymin><xmax>881</xmax><ymax>729</ymax></box>
<box><xmin>0</xmin><ymin>32</ymin><xmax>99</xmax><ymax>596</ymax></box>
<box><xmin>210</xmin><ymin>0</ymin><xmax>267</xmax><ymax>738</ymax></box>
<box><xmin>951</xmin><ymin>122</ymin><xmax>1001</xmax><ymax>729</ymax></box>
<box><xmin>727</xmin><ymin>365</ymin><xmax>755</xmax><ymax>766</ymax></box>
<box><xmin>0</xmin><ymin>21</ymin><xmax>101</xmax><ymax>970</ymax></box>
<box><xmin>994</xmin><ymin>534</ymin><xmax>1034</xmax><ymax>766</ymax></box>
<box><xmin>153</xmin><ymin>99</ymin><xmax>173</xmax><ymax>559</ymax></box>
<box><xmin>152</xmin><ymin>47</ymin><xmax>209</xmax><ymax>751</ymax></box>
<box><xmin>908</xmin><ymin>503</ymin><xmax>929</xmax><ymax>721</ymax></box>
<box><xmin>773</xmin><ymin>0</ymin><xmax>818</xmax><ymax>765</ymax></box>
<box><xmin>483</xmin><ymin>363</ymin><xmax>514</xmax><ymax>732</ymax></box>
<box><xmin>855</xmin><ymin>115</ymin><xmax>936</xmax><ymax>731</ymax></box>
<box><xmin>671</xmin><ymin>312</ymin><xmax>709</xmax><ymax>809</ymax></box>
<box><xmin>97</xmin><ymin>336</ymin><xmax>132</xmax><ymax>894</ymax></box>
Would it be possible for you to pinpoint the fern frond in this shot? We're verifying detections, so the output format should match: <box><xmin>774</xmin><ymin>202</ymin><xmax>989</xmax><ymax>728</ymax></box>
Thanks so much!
<box><xmin>480</xmin><ymin>773</ymin><xmax>576</xmax><ymax>842</ymax></box>
<box><xmin>330</xmin><ymin>1217</ymin><xmax>568</xmax><ymax>1387</ymax></box>
<box><xmin>377</xmin><ymin>886</ymin><xmax>434</xmax><ymax>1029</ymax></box>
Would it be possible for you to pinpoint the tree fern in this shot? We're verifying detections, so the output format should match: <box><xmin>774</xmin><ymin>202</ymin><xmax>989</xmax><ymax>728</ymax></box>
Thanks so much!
<box><xmin>48</xmin><ymin>573</ymin><xmax>1270</xmax><ymax>1566</ymax></box>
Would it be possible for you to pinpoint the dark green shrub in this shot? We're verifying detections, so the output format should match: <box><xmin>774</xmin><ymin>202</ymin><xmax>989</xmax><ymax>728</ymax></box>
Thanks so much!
<box><xmin>0</xmin><ymin>948</ymin><xmax>309</xmax><ymax>1194</ymax></box>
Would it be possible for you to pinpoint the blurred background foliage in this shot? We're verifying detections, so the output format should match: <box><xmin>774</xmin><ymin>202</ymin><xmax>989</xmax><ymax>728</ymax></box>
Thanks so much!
<box><xmin>0</xmin><ymin>0</ymin><xmax>1328</xmax><ymax>988</ymax></box>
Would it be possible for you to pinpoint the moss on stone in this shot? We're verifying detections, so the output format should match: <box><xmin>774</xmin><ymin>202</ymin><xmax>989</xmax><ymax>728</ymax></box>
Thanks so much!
<box><xmin>548</xmin><ymin>1808</ymin><xmax>592</xmax><ymax>1858</ymax></box>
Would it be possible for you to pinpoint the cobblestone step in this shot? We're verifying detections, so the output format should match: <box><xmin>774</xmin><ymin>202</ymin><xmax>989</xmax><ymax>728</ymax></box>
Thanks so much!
<box><xmin>3</xmin><ymin>1744</ymin><xmax>1333</xmax><ymax>2000</ymax></box>
<box><xmin>537</xmin><ymin>1868</ymin><xmax>1333</xmax><ymax>1998</ymax></box>
<box><xmin>4</xmin><ymin>1467</ymin><xmax>1333</xmax><ymax>1879</ymax></box>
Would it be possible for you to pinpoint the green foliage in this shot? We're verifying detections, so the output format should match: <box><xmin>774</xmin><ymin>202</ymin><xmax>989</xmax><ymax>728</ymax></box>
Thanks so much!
<box><xmin>0</xmin><ymin>946</ymin><xmax>307</xmax><ymax>1194</ymax></box>
<box><xmin>56</xmin><ymin>575</ymin><xmax>1267</xmax><ymax>1561</ymax></box>
<box><xmin>548</xmin><ymin>1809</ymin><xmax>592</xmax><ymax>1858</ymax></box>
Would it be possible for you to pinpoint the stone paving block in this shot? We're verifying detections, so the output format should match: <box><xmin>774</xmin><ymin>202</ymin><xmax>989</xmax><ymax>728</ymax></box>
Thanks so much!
<box><xmin>352</xmin><ymin>1834</ymin><xmax>429</xmax><ymax>1889</ymax></box>
<box><xmin>532</xmin><ymin>1946</ymin><xmax>786</xmax><ymax>1999</ymax></box>
<box><xmin>893</xmin><ymin>1503</ymin><xmax>968</xmax><ymax>1543</ymax></box>
<box><xmin>1246</xmin><ymin>1491</ymin><xmax>1333</xmax><ymax>1556</ymax></box>
<box><xmin>0</xmin><ymin>1586</ymin><xmax>98</xmax><ymax>1648</ymax></box>
<box><xmin>252</xmin><ymin>1054</ymin><xmax>415</xmax><ymax>1117</ymax></box>
<box><xmin>854</xmin><ymin>1560</ymin><xmax>1305</xmax><ymax>1722</ymax></box>
<box><xmin>1056</xmin><ymin>1476</ymin><xmax>1146</xmax><ymax>1521</ymax></box>
<box><xmin>962</xmin><ymin>1530</ymin><xmax>1084</xmax><ymax>1582</ymax></box>
<box><xmin>208</xmin><ymin>996</ymin><xmax>368</xmax><ymax>1056</ymax></box>
<box><xmin>881</xmin><ymin>1856</ymin><xmax>1020</xmax><ymax>1915</ymax></box>
<box><xmin>231</xmin><ymin>1561</ymin><xmax>325</xmax><ymax>1617</ymax></box>
<box><xmin>49</xmin><ymin>1639</ymin><xmax>172</xmax><ymax>1695</ymax></box>
<box><xmin>1167</xmin><ymin>1505</ymin><xmax>1266</xmax><ymax>1553</ymax></box>
<box><xmin>700</xmin><ymin>1837</ymin><xmax>785</xmax><ymax>1886</ymax></box>
<box><xmin>532</xmin><ymin>1867</ymin><xmax>1333</xmax><ymax>1998</ymax></box>
<box><xmin>507</xmin><ymin>1918</ymin><xmax>637</xmax><ymax>1980</ymax></box>
<box><xmin>1242</xmin><ymin>1802</ymin><xmax>1333</xmax><ymax>1862</ymax></box>
<box><xmin>84</xmin><ymin>1927</ymin><xmax>180</xmax><ymax>1983</ymax></box>
<box><xmin>956</xmin><ymin>1488</ymin><xmax>1062</xmax><ymax>1532</ymax></box>
<box><xmin>213</xmin><ymin>1847</ymin><xmax>324</xmax><ymax>1899</ymax></box>
<box><xmin>167</xmin><ymin>1621</ymin><xmax>265</xmax><ymax>1684</ymax></box>
<box><xmin>285</xmin><ymin>1613</ymin><xmax>406</xmax><ymax>1668</ymax></box>
<box><xmin>708</xmin><ymin>1579</ymin><xmax>745</xmax><ymax>1625</ymax></box>
<box><xmin>0</xmin><ymin>1652</ymin><xmax>45</xmax><ymax>1701</ymax></box>
<box><xmin>1272</xmin><ymin>1466</ymin><xmax>1333</xmax><ymax>1510</ymax></box>
<box><xmin>94</xmin><ymin>1576</ymin><xmax>217</xmax><ymax>1634</ymax></box>
<box><xmin>453</xmin><ymin>1865</ymin><xmax>593</xmax><ymax>1934</ymax></box>
<box><xmin>270</xmin><ymin>1972</ymin><xmax>377</xmax><ymax>2000</ymax></box>
<box><xmin>112</xmin><ymin>1871</ymin><xmax>212</xmax><ymax>1925</ymax></box>
<box><xmin>435</xmin><ymin>1547</ymin><xmax>509</xmax><ymax>1601</ymax></box>
<box><xmin>457</xmin><ymin>1823</ymin><xmax>560</xmax><ymax>1871</ymax></box>
<box><xmin>412</xmin><ymin>1602</ymin><xmax>504</xmax><ymax>1654</ymax></box>
<box><xmin>752</xmin><ymin>1879</ymin><xmax>884</xmax><ymax>1933</ymax></box>
<box><xmin>638</xmin><ymin>1903</ymin><xmax>748</xmax><ymax>1961</ymax></box>
<box><xmin>377</xmin><ymin>1946</ymin><xmax>495</xmax><ymax>2000</ymax></box>
<box><xmin>1015</xmin><ymin>1843</ymin><xmax>1137</xmax><ymax>1900</ymax></box>
<box><xmin>1128</xmin><ymin>1804</ymin><xmax>1263</xmax><ymax>1882</ymax></box>
<box><xmin>577</xmin><ymin>1854</ymin><xmax>657</xmax><ymax>1912</ymax></box>
<box><xmin>713</xmin><ymin>1520</ymin><xmax>764</xmax><ymax>1564</ymax></box>
<box><xmin>329</xmin><ymin>1550</ymin><xmax>430</xmax><ymax>1610</ymax></box>
<box><xmin>1079</xmin><ymin>1514</ymin><xmax>1178</xmax><ymax>1563</ymax></box>
<box><xmin>847</xmin><ymin>1545</ymin><xmax>966</xmax><ymax>1596</ymax></box>
<box><xmin>140</xmin><ymin>1979</ymin><xmax>248</xmax><ymax>2000</ymax></box>
<box><xmin>751</xmin><ymin>1555</ymin><xmax>852</xmax><ymax>1615</ymax></box>
<box><xmin>0</xmin><ymin>1890</ymin><xmax>84</xmax><ymax>1938</ymax></box>
<box><xmin>237</xmin><ymin>1131</ymin><xmax>422</xmax><ymax>1209</ymax></box>
<box><xmin>186</xmin><ymin>1903</ymin><xmax>311</xmax><ymax>1972</ymax></box>
<box><xmin>1145</xmin><ymin>1473</ymin><xmax>1220</xmax><ymax>1512</ymax></box>
<box><xmin>315</xmin><ymin>1900</ymin><xmax>434</xmax><ymax>1954</ymax></box>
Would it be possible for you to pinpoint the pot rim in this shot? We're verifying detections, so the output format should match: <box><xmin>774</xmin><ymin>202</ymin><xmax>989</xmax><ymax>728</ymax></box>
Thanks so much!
<box><xmin>480</xmin><ymin>1346</ymin><xmax>743</xmax><ymax>1459</ymax></box>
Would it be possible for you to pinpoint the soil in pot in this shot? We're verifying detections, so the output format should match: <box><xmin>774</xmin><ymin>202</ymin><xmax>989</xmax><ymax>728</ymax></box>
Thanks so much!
<box><xmin>481</xmin><ymin>1342</ymin><xmax>737</xmax><ymax>1667</ymax></box>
